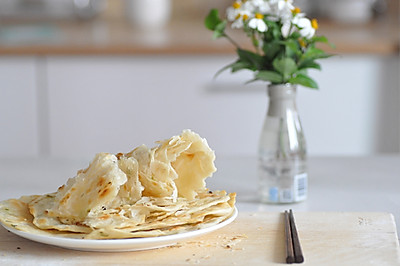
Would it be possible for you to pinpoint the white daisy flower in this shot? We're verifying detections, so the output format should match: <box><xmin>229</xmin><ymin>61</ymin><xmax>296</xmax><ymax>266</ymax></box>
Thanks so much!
<box><xmin>281</xmin><ymin>20</ymin><xmax>293</xmax><ymax>38</ymax></box>
<box><xmin>242</xmin><ymin>0</ymin><xmax>257</xmax><ymax>13</ymax></box>
<box><xmin>275</xmin><ymin>0</ymin><xmax>295</xmax><ymax>20</ymax></box>
<box><xmin>232</xmin><ymin>11</ymin><xmax>251</xmax><ymax>29</ymax></box>
<box><xmin>248</xmin><ymin>13</ymin><xmax>268</xmax><ymax>32</ymax></box>
<box><xmin>277</xmin><ymin>0</ymin><xmax>294</xmax><ymax>11</ymax></box>
<box><xmin>226</xmin><ymin>1</ymin><xmax>243</xmax><ymax>21</ymax></box>
<box><xmin>294</xmin><ymin>17</ymin><xmax>315</xmax><ymax>38</ymax></box>
<box><xmin>281</xmin><ymin>7</ymin><xmax>302</xmax><ymax>38</ymax></box>
<box><xmin>248</xmin><ymin>0</ymin><xmax>271</xmax><ymax>13</ymax></box>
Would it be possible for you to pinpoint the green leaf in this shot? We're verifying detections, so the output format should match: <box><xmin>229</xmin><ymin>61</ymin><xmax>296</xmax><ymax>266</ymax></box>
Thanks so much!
<box><xmin>310</xmin><ymin>36</ymin><xmax>336</xmax><ymax>48</ymax></box>
<box><xmin>262</xmin><ymin>41</ymin><xmax>282</xmax><ymax>61</ymax></box>
<box><xmin>237</xmin><ymin>49</ymin><xmax>263</xmax><ymax>70</ymax></box>
<box><xmin>282</xmin><ymin>39</ymin><xmax>301</xmax><ymax>58</ymax></box>
<box><xmin>255</xmin><ymin>71</ymin><xmax>283</xmax><ymax>83</ymax></box>
<box><xmin>205</xmin><ymin>9</ymin><xmax>222</xmax><ymax>31</ymax></box>
<box><xmin>285</xmin><ymin>40</ymin><xmax>299</xmax><ymax>53</ymax></box>
<box><xmin>295</xmin><ymin>69</ymin><xmax>308</xmax><ymax>76</ymax></box>
<box><xmin>311</xmin><ymin>36</ymin><xmax>328</xmax><ymax>43</ymax></box>
<box><xmin>251</xmin><ymin>34</ymin><xmax>259</xmax><ymax>48</ymax></box>
<box><xmin>272</xmin><ymin>57</ymin><xmax>298</xmax><ymax>81</ymax></box>
<box><xmin>289</xmin><ymin>74</ymin><xmax>318</xmax><ymax>89</ymax></box>
<box><xmin>213</xmin><ymin>62</ymin><xmax>235</xmax><ymax>78</ymax></box>
<box><xmin>303</xmin><ymin>47</ymin><xmax>331</xmax><ymax>60</ymax></box>
<box><xmin>298</xmin><ymin>61</ymin><xmax>321</xmax><ymax>70</ymax></box>
<box><xmin>297</xmin><ymin>47</ymin><xmax>331</xmax><ymax>70</ymax></box>
<box><xmin>265</xmin><ymin>20</ymin><xmax>280</xmax><ymax>38</ymax></box>
<box><xmin>289</xmin><ymin>31</ymin><xmax>301</xmax><ymax>39</ymax></box>
<box><xmin>212</xmin><ymin>20</ymin><xmax>227</xmax><ymax>39</ymax></box>
<box><xmin>213</xmin><ymin>60</ymin><xmax>253</xmax><ymax>79</ymax></box>
<box><xmin>230</xmin><ymin>61</ymin><xmax>253</xmax><ymax>72</ymax></box>
<box><xmin>272</xmin><ymin>26</ymin><xmax>281</xmax><ymax>39</ymax></box>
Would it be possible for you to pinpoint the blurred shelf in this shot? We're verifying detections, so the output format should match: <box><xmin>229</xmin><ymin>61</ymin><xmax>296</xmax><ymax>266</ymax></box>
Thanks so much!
<box><xmin>0</xmin><ymin>17</ymin><xmax>398</xmax><ymax>56</ymax></box>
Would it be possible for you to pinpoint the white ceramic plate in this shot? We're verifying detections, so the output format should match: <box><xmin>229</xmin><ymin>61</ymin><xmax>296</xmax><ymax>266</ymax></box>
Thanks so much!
<box><xmin>2</xmin><ymin>207</ymin><xmax>238</xmax><ymax>252</ymax></box>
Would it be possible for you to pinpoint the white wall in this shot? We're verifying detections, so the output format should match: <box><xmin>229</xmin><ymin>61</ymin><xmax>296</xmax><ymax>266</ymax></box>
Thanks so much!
<box><xmin>0</xmin><ymin>54</ymin><xmax>398</xmax><ymax>159</ymax></box>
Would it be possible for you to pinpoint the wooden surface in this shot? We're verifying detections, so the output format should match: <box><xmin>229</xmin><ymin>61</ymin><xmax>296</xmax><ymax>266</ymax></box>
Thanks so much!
<box><xmin>0</xmin><ymin>18</ymin><xmax>398</xmax><ymax>55</ymax></box>
<box><xmin>0</xmin><ymin>212</ymin><xmax>399</xmax><ymax>265</ymax></box>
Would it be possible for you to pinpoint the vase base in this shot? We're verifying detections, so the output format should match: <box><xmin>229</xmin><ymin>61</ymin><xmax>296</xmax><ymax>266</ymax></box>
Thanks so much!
<box><xmin>258</xmin><ymin>197</ymin><xmax>307</xmax><ymax>204</ymax></box>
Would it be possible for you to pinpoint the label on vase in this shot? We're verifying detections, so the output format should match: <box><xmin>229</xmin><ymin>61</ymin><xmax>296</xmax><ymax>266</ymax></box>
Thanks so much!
<box><xmin>269</xmin><ymin>187</ymin><xmax>279</xmax><ymax>202</ymax></box>
<box><xmin>280</xmin><ymin>188</ymin><xmax>294</xmax><ymax>203</ymax></box>
<box><xmin>294</xmin><ymin>173</ymin><xmax>308</xmax><ymax>201</ymax></box>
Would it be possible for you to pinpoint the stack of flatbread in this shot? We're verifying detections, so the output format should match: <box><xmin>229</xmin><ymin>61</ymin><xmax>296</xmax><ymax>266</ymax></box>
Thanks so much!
<box><xmin>0</xmin><ymin>130</ymin><xmax>236</xmax><ymax>239</ymax></box>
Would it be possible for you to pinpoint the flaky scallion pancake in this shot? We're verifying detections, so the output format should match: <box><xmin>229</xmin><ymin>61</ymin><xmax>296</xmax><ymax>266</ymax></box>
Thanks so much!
<box><xmin>0</xmin><ymin>192</ymin><xmax>236</xmax><ymax>240</ymax></box>
<box><xmin>83</xmin><ymin>191</ymin><xmax>235</xmax><ymax>234</ymax></box>
<box><xmin>0</xmin><ymin>130</ymin><xmax>236</xmax><ymax>240</ymax></box>
<box><xmin>109</xmin><ymin>156</ymin><xmax>144</xmax><ymax>206</ymax></box>
<box><xmin>170</xmin><ymin>130</ymin><xmax>217</xmax><ymax>200</ymax></box>
<box><xmin>126</xmin><ymin>130</ymin><xmax>217</xmax><ymax>200</ymax></box>
<box><xmin>46</xmin><ymin>153</ymin><xmax>128</xmax><ymax>223</ymax></box>
<box><xmin>0</xmin><ymin>196</ymin><xmax>85</xmax><ymax>239</ymax></box>
<box><xmin>28</xmin><ymin>193</ymin><xmax>91</xmax><ymax>233</ymax></box>
<box><xmin>84</xmin><ymin>193</ymin><xmax>236</xmax><ymax>239</ymax></box>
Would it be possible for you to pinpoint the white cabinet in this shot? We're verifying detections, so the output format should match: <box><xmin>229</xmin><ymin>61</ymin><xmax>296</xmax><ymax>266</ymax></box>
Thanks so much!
<box><xmin>45</xmin><ymin>55</ymin><xmax>267</xmax><ymax>159</ymax></box>
<box><xmin>299</xmin><ymin>55</ymin><xmax>400</xmax><ymax>155</ymax></box>
<box><xmin>45</xmin><ymin>55</ymin><xmax>399</xmax><ymax>159</ymax></box>
<box><xmin>0</xmin><ymin>57</ymin><xmax>39</xmax><ymax>157</ymax></box>
<box><xmin>1</xmin><ymin>54</ymin><xmax>398</xmax><ymax>159</ymax></box>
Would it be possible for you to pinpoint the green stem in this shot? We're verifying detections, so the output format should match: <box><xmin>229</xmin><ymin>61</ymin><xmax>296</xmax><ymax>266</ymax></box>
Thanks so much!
<box><xmin>252</xmin><ymin>32</ymin><xmax>262</xmax><ymax>55</ymax></box>
<box><xmin>223</xmin><ymin>33</ymin><xmax>241</xmax><ymax>49</ymax></box>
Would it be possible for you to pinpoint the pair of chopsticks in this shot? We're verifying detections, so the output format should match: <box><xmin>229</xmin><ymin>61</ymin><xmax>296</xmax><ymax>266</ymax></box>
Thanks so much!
<box><xmin>284</xmin><ymin>210</ymin><xmax>304</xmax><ymax>264</ymax></box>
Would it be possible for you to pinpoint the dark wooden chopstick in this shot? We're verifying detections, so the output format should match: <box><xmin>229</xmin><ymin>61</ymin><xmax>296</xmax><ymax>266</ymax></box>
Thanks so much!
<box><xmin>284</xmin><ymin>210</ymin><xmax>295</xmax><ymax>263</ymax></box>
<box><xmin>289</xmin><ymin>210</ymin><xmax>304</xmax><ymax>263</ymax></box>
<box><xmin>284</xmin><ymin>209</ymin><xmax>304</xmax><ymax>264</ymax></box>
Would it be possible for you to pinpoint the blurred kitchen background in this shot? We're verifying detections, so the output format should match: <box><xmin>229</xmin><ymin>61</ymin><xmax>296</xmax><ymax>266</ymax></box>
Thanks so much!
<box><xmin>0</xmin><ymin>0</ymin><xmax>399</xmax><ymax>160</ymax></box>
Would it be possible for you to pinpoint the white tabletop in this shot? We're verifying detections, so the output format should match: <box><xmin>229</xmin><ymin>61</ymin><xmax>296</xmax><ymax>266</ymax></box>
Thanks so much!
<box><xmin>1</xmin><ymin>155</ymin><xmax>399</xmax><ymax>238</ymax></box>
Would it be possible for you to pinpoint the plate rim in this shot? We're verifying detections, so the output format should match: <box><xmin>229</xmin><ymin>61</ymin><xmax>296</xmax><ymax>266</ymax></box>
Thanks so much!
<box><xmin>1</xmin><ymin>207</ymin><xmax>238</xmax><ymax>252</ymax></box>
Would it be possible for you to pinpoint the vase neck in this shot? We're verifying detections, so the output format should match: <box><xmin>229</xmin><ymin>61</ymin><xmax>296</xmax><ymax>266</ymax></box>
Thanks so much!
<box><xmin>266</xmin><ymin>84</ymin><xmax>298</xmax><ymax>117</ymax></box>
<box><xmin>267</xmin><ymin>84</ymin><xmax>297</xmax><ymax>99</ymax></box>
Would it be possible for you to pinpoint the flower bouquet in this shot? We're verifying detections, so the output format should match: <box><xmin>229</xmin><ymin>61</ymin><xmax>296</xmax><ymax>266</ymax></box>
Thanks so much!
<box><xmin>205</xmin><ymin>0</ymin><xmax>333</xmax><ymax>89</ymax></box>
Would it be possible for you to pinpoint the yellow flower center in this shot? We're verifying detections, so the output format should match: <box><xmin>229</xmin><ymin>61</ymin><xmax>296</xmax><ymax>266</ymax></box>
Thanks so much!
<box><xmin>232</xmin><ymin>1</ymin><xmax>241</xmax><ymax>9</ymax></box>
<box><xmin>292</xmin><ymin>7</ymin><xmax>301</xmax><ymax>15</ymax></box>
<box><xmin>311</xmin><ymin>18</ymin><xmax>319</xmax><ymax>29</ymax></box>
<box><xmin>235</xmin><ymin>14</ymin><xmax>241</xmax><ymax>20</ymax></box>
<box><xmin>298</xmin><ymin>38</ymin><xmax>306</xmax><ymax>48</ymax></box>
<box><xmin>242</xmin><ymin>14</ymin><xmax>249</xmax><ymax>20</ymax></box>
<box><xmin>255</xmin><ymin>13</ymin><xmax>264</xmax><ymax>19</ymax></box>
